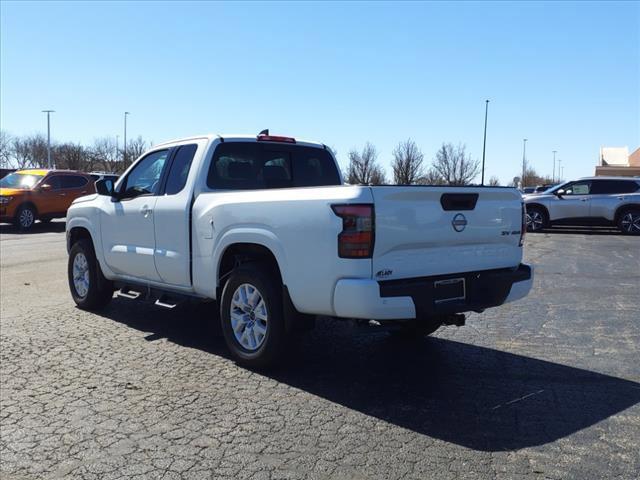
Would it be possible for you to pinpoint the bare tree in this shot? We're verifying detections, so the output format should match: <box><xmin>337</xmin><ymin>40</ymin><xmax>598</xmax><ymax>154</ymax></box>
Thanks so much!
<box><xmin>0</xmin><ymin>130</ymin><xmax>12</xmax><ymax>168</ymax></box>
<box><xmin>488</xmin><ymin>176</ymin><xmax>500</xmax><ymax>186</ymax></box>
<box><xmin>513</xmin><ymin>167</ymin><xmax>553</xmax><ymax>188</ymax></box>
<box><xmin>417</xmin><ymin>167</ymin><xmax>446</xmax><ymax>185</ymax></box>
<box><xmin>126</xmin><ymin>136</ymin><xmax>148</xmax><ymax>167</ymax></box>
<box><xmin>10</xmin><ymin>135</ymin><xmax>49</xmax><ymax>168</ymax></box>
<box><xmin>392</xmin><ymin>139</ymin><xmax>424</xmax><ymax>185</ymax></box>
<box><xmin>12</xmin><ymin>138</ymin><xmax>34</xmax><ymax>168</ymax></box>
<box><xmin>55</xmin><ymin>143</ymin><xmax>91</xmax><ymax>171</ymax></box>
<box><xmin>346</xmin><ymin>142</ymin><xmax>386</xmax><ymax>185</ymax></box>
<box><xmin>431</xmin><ymin>143</ymin><xmax>479</xmax><ymax>185</ymax></box>
<box><xmin>90</xmin><ymin>137</ymin><xmax>120</xmax><ymax>172</ymax></box>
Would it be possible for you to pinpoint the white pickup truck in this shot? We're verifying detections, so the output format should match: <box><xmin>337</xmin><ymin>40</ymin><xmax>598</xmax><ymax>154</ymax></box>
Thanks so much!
<box><xmin>66</xmin><ymin>132</ymin><xmax>533</xmax><ymax>367</ymax></box>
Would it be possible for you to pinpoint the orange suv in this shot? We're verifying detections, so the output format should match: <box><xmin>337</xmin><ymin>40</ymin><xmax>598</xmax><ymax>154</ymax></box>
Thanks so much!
<box><xmin>0</xmin><ymin>169</ymin><xmax>96</xmax><ymax>230</ymax></box>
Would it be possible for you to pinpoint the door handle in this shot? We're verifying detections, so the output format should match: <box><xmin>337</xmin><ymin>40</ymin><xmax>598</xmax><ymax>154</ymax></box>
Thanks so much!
<box><xmin>140</xmin><ymin>206</ymin><xmax>153</xmax><ymax>218</ymax></box>
<box><xmin>580</xmin><ymin>198</ymin><xmax>588</xmax><ymax>202</ymax></box>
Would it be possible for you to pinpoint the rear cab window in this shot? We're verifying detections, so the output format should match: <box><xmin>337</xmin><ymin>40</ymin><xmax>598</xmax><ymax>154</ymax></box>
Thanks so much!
<box><xmin>207</xmin><ymin>142</ymin><xmax>340</xmax><ymax>190</ymax></box>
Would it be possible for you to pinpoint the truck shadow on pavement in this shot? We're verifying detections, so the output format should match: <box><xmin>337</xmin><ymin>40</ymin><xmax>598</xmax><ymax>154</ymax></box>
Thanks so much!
<box><xmin>97</xmin><ymin>300</ymin><xmax>640</xmax><ymax>452</ymax></box>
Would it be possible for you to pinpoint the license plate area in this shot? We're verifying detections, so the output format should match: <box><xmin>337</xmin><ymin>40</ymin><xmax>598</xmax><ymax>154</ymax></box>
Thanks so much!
<box><xmin>433</xmin><ymin>278</ymin><xmax>466</xmax><ymax>304</ymax></box>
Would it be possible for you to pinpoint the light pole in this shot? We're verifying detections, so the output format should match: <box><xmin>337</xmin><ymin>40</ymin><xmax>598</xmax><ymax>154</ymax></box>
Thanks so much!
<box><xmin>123</xmin><ymin>111</ymin><xmax>130</xmax><ymax>167</ymax></box>
<box><xmin>481</xmin><ymin>99</ymin><xmax>489</xmax><ymax>185</ymax></box>
<box><xmin>552</xmin><ymin>150</ymin><xmax>557</xmax><ymax>183</ymax></box>
<box><xmin>522</xmin><ymin>138</ymin><xmax>528</xmax><ymax>187</ymax></box>
<box><xmin>42</xmin><ymin>110</ymin><xmax>55</xmax><ymax>168</ymax></box>
<box><xmin>557</xmin><ymin>159</ymin><xmax>562</xmax><ymax>181</ymax></box>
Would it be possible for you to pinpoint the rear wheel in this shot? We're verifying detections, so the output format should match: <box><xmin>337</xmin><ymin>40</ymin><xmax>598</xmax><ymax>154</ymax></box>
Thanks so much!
<box><xmin>525</xmin><ymin>206</ymin><xmax>547</xmax><ymax>232</ymax></box>
<box><xmin>15</xmin><ymin>205</ymin><xmax>36</xmax><ymax>230</ymax></box>
<box><xmin>68</xmin><ymin>239</ymin><xmax>114</xmax><ymax>310</ymax></box>
<box><xmin>618</xmin><ymin>209</ymin><xmax>640</xmax><ymax>235</ymax></box>
<box><xmin>220</xmin><ymin>263</ymin><xmax>288</xmax><ymax>369</ymax></box>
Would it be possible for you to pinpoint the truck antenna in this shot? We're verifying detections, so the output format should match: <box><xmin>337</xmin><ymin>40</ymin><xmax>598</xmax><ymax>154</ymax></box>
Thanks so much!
<box><xmin>258</xmin><ymin>129</ymin><xmax>269</xmax><ymax>136</ymax></box>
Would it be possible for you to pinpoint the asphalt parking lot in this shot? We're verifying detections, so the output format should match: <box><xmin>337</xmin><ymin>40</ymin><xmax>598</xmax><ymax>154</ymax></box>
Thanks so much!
<box><xmin>1</xmin><ymin>221</ymin><xmax>639</xmax><ymax>480</ymax></box>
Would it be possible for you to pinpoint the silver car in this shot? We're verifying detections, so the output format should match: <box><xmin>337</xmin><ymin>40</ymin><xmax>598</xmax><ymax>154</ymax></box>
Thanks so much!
<box><xmin>523</xmin><ymin>176</ymin><xmax>640</xmax><ymax>235</ymax></box>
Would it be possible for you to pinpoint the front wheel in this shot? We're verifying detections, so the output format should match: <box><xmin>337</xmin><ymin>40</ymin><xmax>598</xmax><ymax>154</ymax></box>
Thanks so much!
<box><xmin>15</xmin><ymin>205</ymin><xmax>36</xmax><ymax>230</ymax></box>
<box><xmin>68</xmin><ymin>239</ymin><xmax>114</xmax><ymax>310</ymax></box>
<box><xmin>618</xmin><ymin>209</ymin><xmax>640</xmax><ymax>235</ymax></box>
<box><xmin>220</xmin><ymin>263</ymin><xmax>288</xmax><ymax>369</ymax></box>
<box><xmin>525</xmin><ymin>206</ymin><xmax>548</xmax><ymax>232</ymax></box>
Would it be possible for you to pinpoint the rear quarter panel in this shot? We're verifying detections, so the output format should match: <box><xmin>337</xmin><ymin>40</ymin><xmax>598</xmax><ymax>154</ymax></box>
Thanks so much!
<box><xmin>192</xmin><ymin>185</ymin><xmax>373</xmax><ymax>315</ymax></box>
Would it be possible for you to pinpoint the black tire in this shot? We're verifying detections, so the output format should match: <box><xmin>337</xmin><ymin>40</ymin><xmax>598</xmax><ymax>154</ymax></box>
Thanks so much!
<box><xmin>15</xmin><ymin>204</ymin><xmax>36</xmax><ymax>230</ymax></box>
<box><xmin>525</xmin><ymin>205</ymin><xmax>548</xmax><ymax>232</ymax></box>
<box><xmin>617</xmin><ymin>209</ymin><xmax>640</xmax><ymax>235</ymax></box>
<box><xmin>68</xmin><ymin>239</ymin><xmax>114</xmax><ymax>310</ymax></box>
<box><xmin>220</xmin><ymin>263</ymin><xmax>288</xmax><ymax>369</ymax></box>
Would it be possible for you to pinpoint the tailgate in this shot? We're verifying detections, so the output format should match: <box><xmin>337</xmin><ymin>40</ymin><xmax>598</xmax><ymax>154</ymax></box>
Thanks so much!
<box><xmin>371</xmin><ymin>187</ymin><xmax>523</xmax><ymax>281</ymax></box>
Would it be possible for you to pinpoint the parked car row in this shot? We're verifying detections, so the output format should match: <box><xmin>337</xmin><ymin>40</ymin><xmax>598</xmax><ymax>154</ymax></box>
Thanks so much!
<box><xmin>0</xmin><ymin>169</ymin><xmax>119</xmax><ymax>229</ymax></box>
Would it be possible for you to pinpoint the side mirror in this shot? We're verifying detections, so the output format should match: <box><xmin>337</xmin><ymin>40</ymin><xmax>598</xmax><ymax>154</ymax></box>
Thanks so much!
<box><xmin>40</xmin><ymin>184</ymin><xmax>52</xmax><ymax>191</ymax></box>
<box><xmin>555</xmin><ymin>189</ymin><xmax>565</xmax><ymax>197</ymax></box>
<box><xmin>95</xmin><ymin>178</ymin><xmax>115</xmax><ymax>197</ymax></box>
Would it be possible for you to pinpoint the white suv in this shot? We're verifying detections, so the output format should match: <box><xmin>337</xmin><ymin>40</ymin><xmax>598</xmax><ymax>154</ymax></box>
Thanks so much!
<box><xmin>524</xmin><ymin>176</ymin><xmax>640</xmax><ymax>235</ymax></box>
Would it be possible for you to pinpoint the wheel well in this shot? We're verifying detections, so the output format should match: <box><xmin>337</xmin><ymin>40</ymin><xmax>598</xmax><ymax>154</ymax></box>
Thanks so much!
<box><xmin>68</xmin><ymin>227</ymin><xmax>93</xmax><ymax>252</ymax></box>
<box><xmin>526</xmin><ymin>203</ymin><xmax>549</xmax><ymax>219</ymax></box>
<box><xmin>16</xmin><ymin>201</ymin><xmax>38</xmax><ymax>217</ymax></box>
<box><xmin>217</xmin><ymin>243</ymin><xmax>283</xmax><ymax>297</ymax></box>
<box><xmin>614</xmin><ymin>204</ymin><xmax>640</xmax><ymax>223</ymax></box>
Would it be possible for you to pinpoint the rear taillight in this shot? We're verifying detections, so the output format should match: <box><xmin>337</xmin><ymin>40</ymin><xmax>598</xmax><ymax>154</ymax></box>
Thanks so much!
<box><xmin>520</xmin><ymin>202</ymin><xmax>526</xmax><ymax>247</ymax></box>
<box><xmin>331</xmin><ymin>204</ymin><xmax>374</xmax><ymax>258</ymax></box>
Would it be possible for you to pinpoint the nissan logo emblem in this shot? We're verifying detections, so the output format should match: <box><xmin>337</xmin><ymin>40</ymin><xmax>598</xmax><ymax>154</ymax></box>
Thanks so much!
<box><xmin>452</xmin><ymin>213</ymin><xmax>467</xmax><ymax>232</ymax></box>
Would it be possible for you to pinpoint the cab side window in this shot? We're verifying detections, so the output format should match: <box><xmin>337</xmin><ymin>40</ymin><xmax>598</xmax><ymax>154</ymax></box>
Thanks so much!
<box><xmin>45</xmin><ymin>176</ymin><xmax>64</xmax><ymax>190</ymax></box>
<box><xmin>591</xmin><ymin>180</ymin><xmax>639</xmax><ymax>195</ymax></box>
<box><xmin>563</xmin><ymin>181</ymin><xmax>591</xmax><ymax>195</ymax></box>
<box><xmin>61</xmin><ymin>175</ymin><xmax>89</xmax><ymax>189</ymax></box>
<box><xmin>121</xmin><ymin>150</ymin><xmax>169</xmax><ymax>197</ymax></box>
<box><xmin>165</xmin><ymin>144</ymin><xmax>197</xmax><ymax>195</ymax></box>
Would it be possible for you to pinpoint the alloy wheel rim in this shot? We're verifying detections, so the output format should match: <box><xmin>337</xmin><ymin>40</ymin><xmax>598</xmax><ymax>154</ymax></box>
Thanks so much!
<box><xmin>526</xmin><ymin>211</ymin><xmax>544</xmax><ymax>231</ymax></box>
<box><xmin>230</xmin><ymin>283</ymin><xmax>268</xmax><ymax>351</ymax></box>
<box><xmin>621</xmin><ymin>212</ymin><xmax>640</xmax><ymax>233</ymax></box>
<box><xmin>19</xmin><ymin>209</ymin><xmax>34</xmax><ymax>228</ymax></box>
<box><xmin>72</xmin><ymin>252</ymin><xmax>90</xmax><ymax>298</ymax></box>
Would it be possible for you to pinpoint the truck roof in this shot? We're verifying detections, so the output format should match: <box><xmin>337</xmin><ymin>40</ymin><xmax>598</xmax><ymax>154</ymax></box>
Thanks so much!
<box><xmin>153</xmin><ymin>134</ymin><xmax>326</xmax><ymax>150</ymax></box>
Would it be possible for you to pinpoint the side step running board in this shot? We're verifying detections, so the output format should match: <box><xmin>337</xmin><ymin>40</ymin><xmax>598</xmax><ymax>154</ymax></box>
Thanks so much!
<box><xmin>154</xmin><ymin>297</ymin><xmax>177</xmax><ymax>309</ymax></box>
<box><xmin>114</xmin><ymin>283</ymin><xmax>193</xmax><ymax>310</ymax></box>
<box><xmin>116</xmin><ymin>289</ymin><xmax>142</xmax><ymax>300</ymax></box>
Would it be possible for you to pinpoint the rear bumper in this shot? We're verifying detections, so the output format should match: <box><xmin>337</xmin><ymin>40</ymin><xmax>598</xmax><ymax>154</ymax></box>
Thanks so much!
<box><xmin>333</xmin><ymin>263</ymin><xmax>533</xmax><ymax>320</ymax></box>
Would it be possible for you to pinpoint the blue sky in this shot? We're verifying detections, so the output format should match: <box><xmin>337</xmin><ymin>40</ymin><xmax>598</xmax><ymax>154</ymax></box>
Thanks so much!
<box><xmin>1</xmin><ymin>1</ymin><xmax>638</xmax><ymax>184</ymax></box>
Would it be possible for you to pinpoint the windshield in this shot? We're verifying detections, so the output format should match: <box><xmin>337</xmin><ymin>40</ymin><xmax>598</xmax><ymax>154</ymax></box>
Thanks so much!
<box><xmin>0</xmin><ymin>172</ymin><xmax>45</xmax><ymax>190</ymax></box>
<box><xmin>545</xmin><ymin>182</ymin><xmax>570</xmax><ymax>194</ymax></box>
